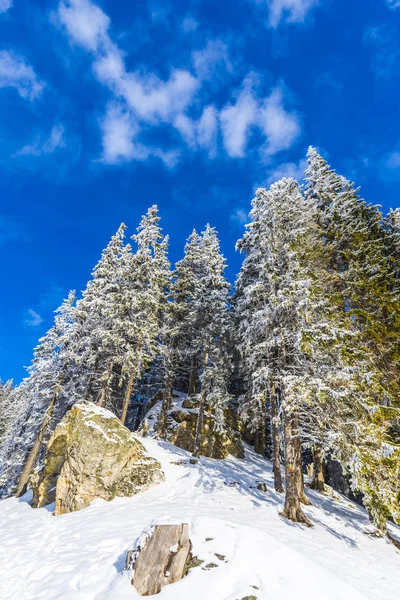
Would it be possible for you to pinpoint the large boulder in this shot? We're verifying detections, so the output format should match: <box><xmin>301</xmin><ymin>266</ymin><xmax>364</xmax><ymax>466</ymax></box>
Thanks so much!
<box><xmin>31</xmin><ymin>401</ymin><xmax>164</xmax><ymax>515</ymax></box>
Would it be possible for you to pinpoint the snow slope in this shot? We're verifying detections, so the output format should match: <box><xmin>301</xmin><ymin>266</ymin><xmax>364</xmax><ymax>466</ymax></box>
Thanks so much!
<box><xmin>0</xmin><ymin>437</ymin><xmax>399</xmax><ymax>600</ymax></box>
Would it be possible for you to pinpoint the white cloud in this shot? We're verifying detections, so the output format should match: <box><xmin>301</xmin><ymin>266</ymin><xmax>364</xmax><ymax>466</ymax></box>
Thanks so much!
<box><xmin>100</xmin><ymin>103</ymin><xmax>179</xmax><ymax>167</ymax></box>
<box><xmin>220</xmin><ymin>79</ymin><xmax>258</xmax><ymax>157</ymax></box>
<box><xmin>24</xmin><ymin>309</ymin><xmax>43</xmax><ymax>327</ymax></box>
<box><xmin>57</xmin><ymin>0</ymin><xmax>110</xmax><ymax>52</ymax></box>
<box><xmin>100</xmin><ymin>104</ymin><xmax>141</xmax><ymax>163</ymax></box>
<box><xmin>56</xmin><ymin>0</ymin><xmax>301</xmax><ymax>163</ymax></box>
<box><xmin>259</xmin><ymin>87</ymin><xmax>301</xmax><ymax>156</ymax></box>
<box><xmin>174</xmin><ymin>105</ymin><xmax>218</xmax><ymax>156</ymax></box>
<box><xmin>386</xmin><ymin>0</ymin><xmax>400</xmax><ymax>9</ymax></box>
<box><xmin>266</xmin><ymin>0</ymin><xmax>319</xmax><ymax>27</ymax></box>
<box><xmin>16</xmin><ymin>125</ymin><xmax>66</xmax><ymax>156</ymax></box>
<box><xmin>220</xmin><ymin>80</ymin><xmax>301</xmax><ymax>158</ymax></box>
<box><xmin>0</xmin><ymin>0</ymin><xmax>12</xmax><ymax>13</ymax></box>
<box><xmin>266</xmin><ymin>158</ymin><xmax>307</xmax><ymax>184</ymax></box>
<box><xmin>0</xmin><ymin>51</ymin><xmax>44</xmax><ymax>100</ymax></box>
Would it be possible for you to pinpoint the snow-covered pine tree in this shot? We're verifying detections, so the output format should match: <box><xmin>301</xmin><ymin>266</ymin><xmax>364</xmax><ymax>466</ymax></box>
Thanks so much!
<box><xmin>169</xmin><ymin>229</ymin><xmax>205</xmax><ymax>396</ymax></box>
<box><xmin>234</xmin><ymin>176</ymin><xmax>354</xmax><ymax>522</ymax></box>
<box><xmin>305</xmin><ymin>148</ymin><xmax>400</xmax><ymax>536</ymax></box>
<box><xmin>191</xmin><ymin>225</ymin><xmax>233</xmax><ymax>457</ymax></box>
<box><xmin>119</xmin><ymin>206</ymin><xmax>170</xmax><ymax>425</ymax></box>
<box><xmin>0</xmin><ymin>291</ymin><xmax>76</xmax><ymax>498</ymax></box>
<box><xmin>234</xmin><ymin>192</ymin><xmax>283</xmax><ymax>482</ymax></box>
<box><xmin>0</xmin><ymin>379</ymin><xmax>14</xmax><ymax>442</ymax></box>
<box><xmin>164</xmin><ymin>226</ymin><xmax>233</xmax><ymax>452</ymax></box>
<box><xmin>68</xmin><ymin>224</ymin><xmax>129</xmax><ymax>412</ymax></box>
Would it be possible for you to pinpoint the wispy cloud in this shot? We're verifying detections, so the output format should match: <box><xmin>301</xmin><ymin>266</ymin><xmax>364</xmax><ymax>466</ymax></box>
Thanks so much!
<box><xmin>264</xmin><ymin>0</ymin><xmax>319</xmax><ymax>28</ymax></box>
<box><xmin>182</xmin><ymin>17</ymin><xmax>198</xmax><ymax>32</ymax></box>
<box><xmin>230</xmin><ymin>208</ymin><xmax>248</xmax><ymax>227</ymax></box>
<box><xmin>385</xmin><ymin>0</ymin><xmax>400</xmax><ymax>9</ymax></box>
<box><xmin>0</xmin><ymin>51</ymin><xmax>44</xmax><ymax>100</ymax></box>
<box><xmin>220</xmin><ymin>78</ymin><xmax>301</xmax><ymax>158</ymax></box>
<box><xmin>24</xmin><ymin>309</ymin><xmax>43</xmax><ymax>328</ymax></box>
<box><xmin>15</xmin><ymin>125</ymin><xmax>66</xmax><ymax>156</ymax></box>
<box><xmin>265</xmin><ymin>157</ymin><xmax>307</xmax><ymax>184</ymax></box>
<box><xmin>364</xmin><ymin>25</ymin><xmax>400</xmax><ymax>79</ymax></box>
<box><xmin>220</xmin><ymin>78</ymin><xmax>258</xmax><ymax>158</ymax></box>
<box><xmin>259</xmin><ymin>87</ymin><xmax>301</xmax><ymax>156</ymax></box>
<box><xmin>192</xmin><ymin>40</ymin><xmax>232</xmax><ymax>81</ymax></box>
<box><xmin>0</xmin><ymin>0</ymin><xmax>12</xmax><ymax>13</ymax></box>
<box><xmin>55</xmin><ymin>0</ymin><xmax>301</xmax><ymax>164</ymax></box>
<box><xmin>100</xmin><ymin>103</ymin><xmax>180</xmax><ymax>167</ymax></box>
<box><xmin>386</xmin><ymin>151</ymin><xmax>400</xmax><ymax>169</ymax></box>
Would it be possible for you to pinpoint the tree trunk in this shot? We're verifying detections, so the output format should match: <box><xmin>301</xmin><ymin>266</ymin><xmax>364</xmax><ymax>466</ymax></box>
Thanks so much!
<box><xmin>96</xmin><ymin>362</ymin><xmax>114</xmax><ymax>408</ymax></box>
<box><xmin>16</xmin><ymin>370</ymin><xmax>65</xmax><ymax>498</ymax></box>
<box><xmin>120</xmin><ymin>349</ymin><xmax>142</xmax><ymax>426</ymax></box>
<box><xmin>270</xmin><ymin>385</ymin><xmax>283</xmax><ymax>493</ymax></box>
<box><xmin>84</xmin><ymin>354</ymin><xmax>100</xmax><ymax>401</ymax></box>
<box><xmin>192</xmin><ymin>350</ymin><xmax>209</xmax><ymax>458</ymax></box>
<box><xmin>188</xmin><ymin>358</ymin><xmax>197</xmax><ymax>396</ymax></box>
<box><xmin>310</xmin><ymin>445</ymin><xmax>325</xmax><ymax>492</ymax></box>
<box><xmin>294</xmin><ymin>425</ymin><xmax>312</xmax><ymax>506</ymax></box>
<box><xmin>280</xmin><ymin>408</ymin><xmax>312</xmax><ymax>526</ymax></box>
<box><xmin>158</xmin><ymin>372</ymin><xmax>172</xmax><ymax>438</ymax></box>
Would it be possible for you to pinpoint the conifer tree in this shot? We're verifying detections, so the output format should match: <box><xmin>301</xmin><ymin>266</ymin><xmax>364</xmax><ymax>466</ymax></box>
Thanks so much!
<box><xmin>119</xmin><ymin>206</ymin><xmax>170</xmax><ymax>425</ymax></box>
<box><xmin>305</xmin><ymin>148</ymin><xmax>400</xmax><ymax>535</ymax></box>
<box><xmin>0</xmin><ymin>291</ymin><xmax>76</xmax><ymax>498</ymax></box>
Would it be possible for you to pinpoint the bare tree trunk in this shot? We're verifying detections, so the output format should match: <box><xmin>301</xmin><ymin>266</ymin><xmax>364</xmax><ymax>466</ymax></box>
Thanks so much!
<box><xmin>96</xmin><ymin>363</ymin><xmax>114</xmax><ymax>408</ymax></box>
<box><xmin>310</xmin><ymin>445</ymin><xmax>325</xmax><ymax>492</ymax></box>
<box><xmin>158</xmin><ymin>372</ymin><xmax>172</xmax><ymax>438</ymax></box>
<box><xmin>192</xmin><ymin>350</ymin><xmax>209</xmax><ymax>458</ymax></box>
<box><xmin>280</xmin><ymin>408</ymin><xmax>312</xmax><ymax>526</ymax></box>
<box><xmin>270</xmin><ymin>384</ymin><xmax>283</xmax><ymax>493</ymax></box>
<box><xmin>188</xmin><ymin>358</ymin><xmax>197</xmax><ymax>395</ymax></box>
<box><xmin>120</xmin><ymin>350</ymin><xmax>141</xmax><ymax>425</ymax></box>
<box><xmin>16</xmin><ymin>370</ymin><xmax>65</xmax><ymax>498</ymax></box>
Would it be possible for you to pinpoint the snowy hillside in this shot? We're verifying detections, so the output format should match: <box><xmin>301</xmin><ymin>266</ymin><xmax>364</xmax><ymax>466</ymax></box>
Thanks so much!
<box><xmin>0</xmin><ymin>437</ymin><xmax>399</xmax><ymax>600</ymax></box>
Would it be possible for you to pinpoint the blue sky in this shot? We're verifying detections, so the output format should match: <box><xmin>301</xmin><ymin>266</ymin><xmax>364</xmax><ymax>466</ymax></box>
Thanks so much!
<box><xmin>1</xmin><ymin>0</ymin><xmax>400</xmax><ymax>382</ymax></box>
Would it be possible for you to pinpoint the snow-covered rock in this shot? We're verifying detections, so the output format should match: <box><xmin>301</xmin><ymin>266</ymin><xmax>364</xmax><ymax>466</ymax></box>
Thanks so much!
<box><xmin>31</xmin><ymin>401</ymin><xmax>164</xmax><ymax>514</ymax></box>
<box><xmin>140</xmin><ymin>395</ymin><xmax>244</xmax><ymax>459</ymax></box>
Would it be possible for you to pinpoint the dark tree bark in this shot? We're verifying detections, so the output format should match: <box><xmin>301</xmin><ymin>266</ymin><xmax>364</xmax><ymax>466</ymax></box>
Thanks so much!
<box><xmin>158</xmin><ymin>372</ymin><xmax>172</xmax><ymax>438</ymax></box>
<box><xmin>188</xmin><ymin>358</ymin><xmax>197</xmax><ymax>396</ymax></box>
<box><xmin>96</xmin><ymin>362</ymin><xmax>114</xmax><ymax>408</ymax></box>
<box><xmin>270</xmin><ymin>385</ymin><xmax>283</xmax><ymax>493</ymax></box>
<box><xmin>120</xmin><ymin>343</ymin><xmax>142</xmax><ymax>425</ymax></box>
<box><xmin>192</xmin><ymin>350</ymin><xmax>209</xmax><ymax>458</ymax></box>
<box><xmin>310</xmin><ymin>445</ymin><xmax>325</xmax><ymax>492</ymax></box>
<box><xmin>280</xmin><ymin>408</ymin><xmax>312</xmax><ymax>525</ymax></box>
<box><xmin>84</xmin><ymin>354</ymin><xmax>100</xmax><ymax>402</ymax></box>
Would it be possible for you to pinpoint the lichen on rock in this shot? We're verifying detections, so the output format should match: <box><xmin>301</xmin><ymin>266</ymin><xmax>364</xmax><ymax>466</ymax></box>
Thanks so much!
<box><xmin>31</xmin><ymin>401</ymin><xmax>164</xmax><ymax>515</ymax></box>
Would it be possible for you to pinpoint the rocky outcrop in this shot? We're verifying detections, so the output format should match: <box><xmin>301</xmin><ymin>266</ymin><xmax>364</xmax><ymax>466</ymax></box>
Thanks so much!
<box><xmin>31</xmin><ymin>401</ymin><xmax>164</xmax><ymax>515</ymax></box>
<box><xmin>127</xmin><ymin>523</ymin><xmax>192</xmax><ymax>596</ymax></box>
<box><xmin>139</xmin><ymin>394</ymin><xmax>244</xmax><ymax>459</ymax></box>
<box><xmin>166</xmin><ymin>404</ymin><xmax>244</xmax><ymax>459</ymax></box>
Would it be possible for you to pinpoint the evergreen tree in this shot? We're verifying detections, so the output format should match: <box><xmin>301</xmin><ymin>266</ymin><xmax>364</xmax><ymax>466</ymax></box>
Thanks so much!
<box><xmin>305</xmin><ymin>148</ymin><xmax>400</xmax><ymax>535</ymax></box>
<box><xmin>119</xmin><ymin>206</ymin><xmax>170</xmax><ymax>425</ymax></box>
<box><xmin>0</xmin><ymin>291</ymin><xmax>76</xmax><ymax>498</ymax></box>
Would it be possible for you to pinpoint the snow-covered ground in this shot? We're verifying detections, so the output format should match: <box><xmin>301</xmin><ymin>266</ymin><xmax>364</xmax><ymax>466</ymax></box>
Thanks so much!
<box><xmin>0</xmin><ymin>437</ymin><xmax>399</xmax><ymax>600</ymax></box>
